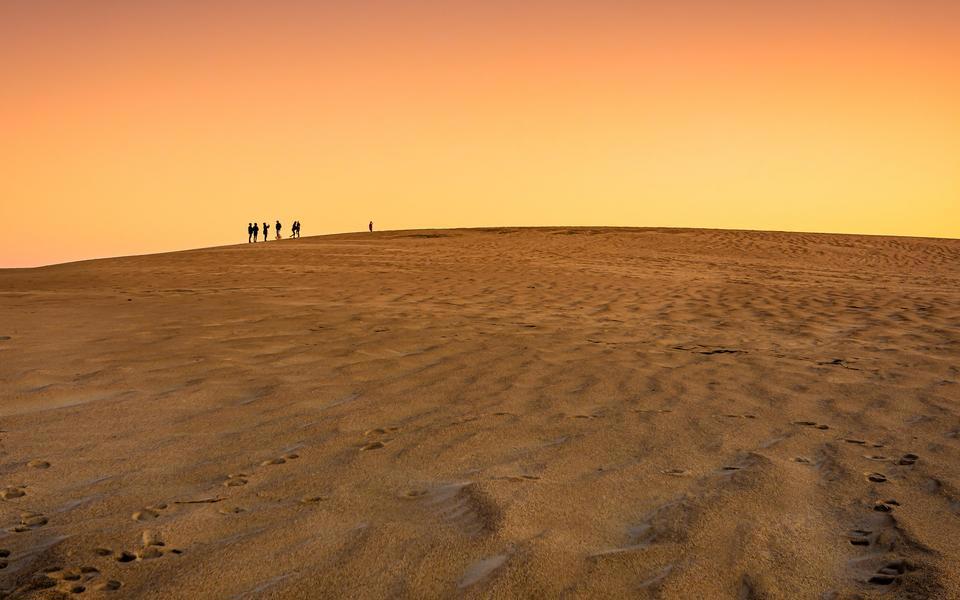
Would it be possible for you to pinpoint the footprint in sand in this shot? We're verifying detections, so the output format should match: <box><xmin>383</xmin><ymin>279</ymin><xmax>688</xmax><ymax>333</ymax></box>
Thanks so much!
<box><xmin>848</xmin><ymin>529</ymin><xmax>873</xmax><ymax>546</ymax></box>
<box><xmin>793</xmin><ymin>457</ymin><xmax>812</xmax><ymax>465</ymax></box>
<box><xmin>793</xmin><ymin>420</ymin><xmax>830</xmax><ymax>430</ymax></box>
<box><xmin>866</xmin><ymin>473</ymin><xmax>888</xmax><ymax>483</ymax></box>
<box><xmin>1</xmin><ymin>486</ymin><xmax>26</xmax><ymax>500</ymax></box>
<box><xmin>141</xmin><ymin>529</ymin><xmax>164</xmax><ymax>547</ymax></box>
<box><xmin>42</xmin><ymin>565</ymin><xmax>107</xmax><ymax>595</ymax></box>
<box><xmin>864</xmin><ymin>454</ymin><xmax>889</xmax><ymax>462</ymax></box>
<box><xmin>132</xmin><ymin>509</ymin><xmax>159</xmax><ymax>521</ymax></box>
<box><xmin>898</xmin><ymin>453</ymin><xmax>919</xmax><ymax>466</ymax></box>
<box><xmin>873</xmin><ymin>499</ymin><xmax>900</xmax><ymax>512</ymax></box>
<box><xmin>364</xmin><ymin>427</ymin><xmax>399</xmax><ymax>436</ymax></box>
<box><xmin>360</xmin><ymin>441</ymin><xmax>385</xmax><ymax>451</ymax></box>
<box><xmin>138</xmin><ymin>546</ymin><xmax>163</xmax><ymax>560</ymax></box>
<box><xmin>0</xmin><ymin>548</ymin><xmax>9</xmax><ymax>569</ymax></box>
<box><xmin>135</xmin><ymin>547</ymin><xmax>180</xmax><ymax>560</ymax></box>
<box><xmin>112</xmin><ymin>531</ymin><xmax>183</xmax><ymax>563</ymax></box>
<box><xmin>131</xmin><ymin>503</ymin><xmax>170</xmax><ymax>522</ymax></box>
<box><xmin>868</xmin><ymin>559</ymin><xmax>916</xmax><ymax>585</ymax></box>
<box><xmin>27</xmin><ymin>460</ymin><xmax>51</xmax><ymax>469</ymax></box>
<box><xmin>844</xmin><ymin>438</ymin><xmax>867</xmax><ymax>445</ymax></box>
<box><xmin>96</xmin><ymin>580</ymin><xmax>123</xmax><ymax>591</ymax></box>
<box><xmin>224</xmin><ymin>473</ymin><xmax>250</xmax><ymax>487</ymax></box>
<box><xmin>846</xmin><ymin>500</ymin><xmax>920</xmax><ymax>587</ymax></box>
<box><xmin>662</xmin><ymin>468</ymin><xmax>690</xmax><ymax>476</ymax></box>
<box><xmin>260</xmin><ymin>453</ymin><xmax>299</xmax><ymax>466</ymax></box>
<box><xmin>218</xmin><ymin>506</ymin><xmax>247</xmax><ymax>515</ymax></box>
<box><xmin>12</xmin><ymin>511</ymin><xmax>48</xmax><ymax>532</ymax></box>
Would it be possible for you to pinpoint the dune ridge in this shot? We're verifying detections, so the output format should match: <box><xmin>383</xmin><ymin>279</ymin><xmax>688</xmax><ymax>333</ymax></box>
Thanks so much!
<box><xmin>1</xmin><ymin>227</ymin><xmax>959</xmax><ymax>598</ymax></box>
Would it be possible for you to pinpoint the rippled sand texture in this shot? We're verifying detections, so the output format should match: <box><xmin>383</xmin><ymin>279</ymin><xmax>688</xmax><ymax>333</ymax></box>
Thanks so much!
<box><xmin>1</xmin><ymin>227</ymin><xmax>959</xmax><ymax>599</ymax></box>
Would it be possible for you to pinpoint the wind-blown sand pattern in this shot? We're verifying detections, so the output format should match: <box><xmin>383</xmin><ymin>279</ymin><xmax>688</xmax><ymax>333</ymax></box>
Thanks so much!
<box><xmin>1</xmin><ymin>227</ymin><xmax>959</xmax><ymax>599</ymax></box>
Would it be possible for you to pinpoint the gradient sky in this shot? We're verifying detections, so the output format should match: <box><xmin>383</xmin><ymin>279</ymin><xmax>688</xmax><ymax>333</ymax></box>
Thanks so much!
<box><xmin>2</xmin><ymin>0</ymin><xmax>958</xmax><ymax>267</ymax></box>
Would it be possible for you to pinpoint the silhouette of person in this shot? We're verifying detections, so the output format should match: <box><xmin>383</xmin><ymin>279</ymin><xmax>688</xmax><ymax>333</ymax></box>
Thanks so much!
<box><xmin>253</xmin><ymin>221</ymin><xmax>259</xmax><ymax>242</ymax></box>
<box><xmin>247</xmin><ymin>223</ymin><xmax>253</xmax><ymax>243</ymax></box>
<box><xmin>369</xmin><ymin>220</ymin><xmax>373</xmax><ymax>233</ymax></box>
<box><xmin>294</xmin><ymin>220</ymin><xmax>301</xmax><ymax>238</ymax></box>
<box><xmin>263</xmin><ymin>221</ymin><xmax>270</xmax><ymax>241</ymax></box>
<box><xmin>276</xmin><ymin>220</ymin><xmax>282</xmax><ymax>240</ymax></box>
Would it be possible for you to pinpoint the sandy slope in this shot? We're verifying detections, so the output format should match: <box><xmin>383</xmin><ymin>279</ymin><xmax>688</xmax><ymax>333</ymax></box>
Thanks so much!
<box><xmin>0</xmin><ymin>227</ymin><xmax>959</xmax><ymax>599</ymax></box>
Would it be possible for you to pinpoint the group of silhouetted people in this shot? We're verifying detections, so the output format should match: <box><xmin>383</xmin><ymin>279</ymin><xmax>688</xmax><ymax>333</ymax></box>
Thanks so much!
<box><xmin>247</xmin><ymin>220</ymin><xmax>301</xmax><ymax>243</ymax></box>
<box><xmin>247</xmin><ymin>220</ymin><xmax>374</xmax><ymax>243</ymax></box>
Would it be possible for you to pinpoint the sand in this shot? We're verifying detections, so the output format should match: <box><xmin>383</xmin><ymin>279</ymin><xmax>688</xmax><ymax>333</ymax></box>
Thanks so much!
<box><xmin>0</xmin><ymin>227</ymin><xmax>958</xmax><ymax>599</ymax></box>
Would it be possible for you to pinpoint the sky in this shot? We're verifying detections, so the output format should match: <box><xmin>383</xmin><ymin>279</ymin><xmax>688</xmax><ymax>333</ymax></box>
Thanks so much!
<box><xmin>2</xmin><ymin>0</ymin><xmax>958</xmax><ymax>267</ymax></box>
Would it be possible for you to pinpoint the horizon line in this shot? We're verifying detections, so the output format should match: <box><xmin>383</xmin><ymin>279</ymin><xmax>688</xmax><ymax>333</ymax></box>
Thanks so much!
<box><xmin>3</xmin><ymin>224</ymin><xmax>958</xmax><ymax>270</ymax></box>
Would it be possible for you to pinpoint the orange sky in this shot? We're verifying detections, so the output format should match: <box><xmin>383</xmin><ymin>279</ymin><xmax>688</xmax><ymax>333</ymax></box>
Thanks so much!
<box><xmin>2</xmin><ymin>0</ymin><xmax>958</xmax><ymax>267</ymax></box>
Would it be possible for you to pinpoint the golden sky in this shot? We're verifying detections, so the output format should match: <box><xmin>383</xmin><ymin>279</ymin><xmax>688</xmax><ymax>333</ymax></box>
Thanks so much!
<box><xmin>2</xmin><ymin>1</ymin><xmax>958</xmax><ymax>267</ymax></box>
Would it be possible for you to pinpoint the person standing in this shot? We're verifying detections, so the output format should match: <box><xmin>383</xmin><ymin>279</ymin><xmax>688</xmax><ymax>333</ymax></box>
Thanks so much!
<box><xmin>294</xmin><ymin>220</ymin><xmax>301</xmax><ymax>238</ymax></box>
<box><xmin>276</xmin><ymin>220</ymin><xmax>282</xmax><ymax>239</ymax></box>
<box><xmin>263</xmin><ymin>221</ymin><xmax>270</xmax><ymax>241</ymax></box>
<box><xmin>368</xmin><ymin>220</ymin><xmax>373</xmax><ymax>233</ymax></box>
<box><xmin>248</xmin><ymin>223</ymin><xmax>253</xmax><ymax>243</ymax></box>
<box><xmin>253</xmin><ymin>221</ymin><xmax>259</xmax><ymax>242</ymax></box>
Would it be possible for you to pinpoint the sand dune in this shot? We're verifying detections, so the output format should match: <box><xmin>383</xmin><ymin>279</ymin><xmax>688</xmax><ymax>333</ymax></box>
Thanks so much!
<box><xmin>1</xmin><ymin>227</ymin><xmax>959</xmax><ymax>599</ymax></box>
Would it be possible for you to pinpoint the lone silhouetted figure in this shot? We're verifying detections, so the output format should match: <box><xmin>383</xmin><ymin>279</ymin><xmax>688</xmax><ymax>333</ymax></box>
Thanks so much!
<box><xmin>276</xmin><ymin>220</ymin><xmax>282</xmax><ymax>240</ymax></box>
<box><xmin>263</xmin><ymin>221</ymin><xmax>270</xmax><ymax>241</ymax></box>
<box><xmin>368</xmin><ymin>220</ymin><xmax>373</xmax><ymax>233</ymax></box>
<box><xmin>247</xmin><ymin>223</ymin><xmax>253</xmax><ymax>243</ymax></box>
<box><xmin>253</xmin><ymin>222</ymin><xmax>259</xmax><ymax>242</ymax></box>
<box><xmin>292</xmin><ymin>221</ymin><xmax>300</xmax><ymax>238</ymax></box>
